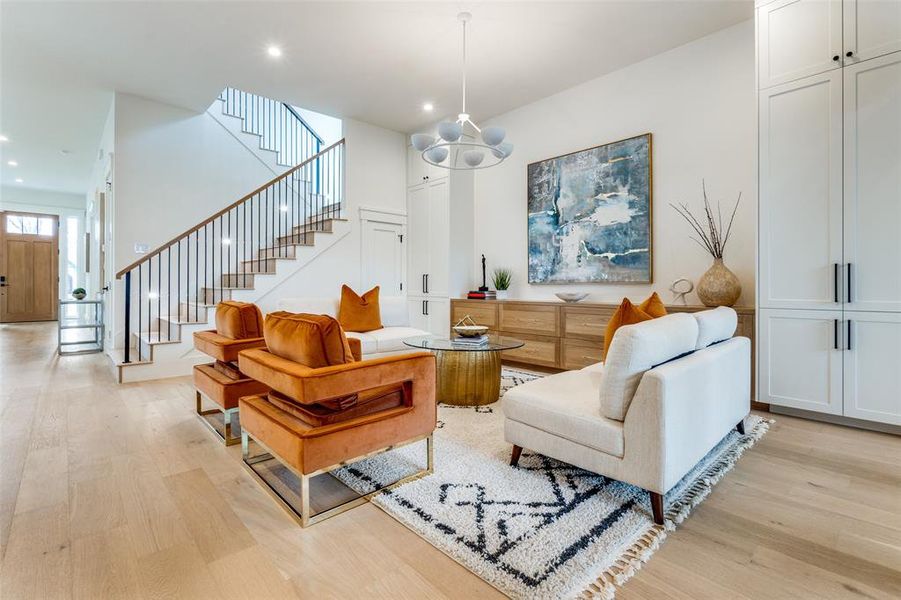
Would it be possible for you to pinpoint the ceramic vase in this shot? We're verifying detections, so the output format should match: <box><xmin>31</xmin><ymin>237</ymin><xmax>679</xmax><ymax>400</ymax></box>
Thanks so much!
<box><xmin>697</xmin><ymin>258</ymin><xmax>741</xmax><ymax>307</ymax></box>
<box><xmin>495</xmin><ymin>290</ymin><xmax>509</xmax><ymax>300</ymax></box>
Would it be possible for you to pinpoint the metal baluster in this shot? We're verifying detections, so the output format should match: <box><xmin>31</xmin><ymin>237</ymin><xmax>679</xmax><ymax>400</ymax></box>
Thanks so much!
<box><xmin>177</xmin><ymin>239</ymin><xmax>181</xmax><ymax>326</ymax></box>
<box><xmin>137</xmin><ymin>263</ymin><xmax>142</xmax><ymax>360</ymax></box>
<box><xmin>166</xmin><ymin>246</ymin><xmax>171</xmax><ymax>341</ymax></box>
<box><xmin>156</xmin><ymin>254</ymin><xmax>161</xmax><ymax>343</ymax></box>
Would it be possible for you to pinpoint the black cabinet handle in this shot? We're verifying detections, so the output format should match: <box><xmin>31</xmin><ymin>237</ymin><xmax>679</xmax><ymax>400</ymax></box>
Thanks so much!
<box><xmin>422</xmin><ymin>300</ymin><xmax>426</xmax><ymax>315</ymax></box>
<box><xmin>424</xmin><ymin>274</ymin><xmax>429</xmax><ymax>294</ymax></box>
<box><xmin>847</xmin><ymin>320</ymin><xmax>852</xmax><ymax>351</ymax></box>
<box><xmin>834</xmin><ymin>319</ymin><xmax>839</xmax><ymax>350</ymax></box>
<box><xmin>834</xmin><ymin>263</ymin><xmax>840</xmax><ymax>303</ymax></box>
<box><xmin>846</xmin><ymin>263</ymin><xmax>852</xmax><ymax>303</ymax></box>
<box><xmin>833</xmin><ymin>55</ymin><xmax>840</xmax><ymax>61</ymax></box>
<box><xmin>846</xmin><ymin>51</ymin><xmax>854</xmax><ymax>57</ymax></box>
<box><xmin>422</xmin><ymin>274</ymin><xmax>426</xmax><ymax>293</ymax></box>
<box><xmin>424</xmin><ymin>300</ymin><xmax>429</xmax><ymax>316</ymax></box>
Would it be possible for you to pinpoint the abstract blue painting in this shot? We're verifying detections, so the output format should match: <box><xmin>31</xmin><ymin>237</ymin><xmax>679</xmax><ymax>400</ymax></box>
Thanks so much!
<box><xmin>527</xmin><ymin>133</ymin><xmax>652</xmax><ymax>284</ymax></box>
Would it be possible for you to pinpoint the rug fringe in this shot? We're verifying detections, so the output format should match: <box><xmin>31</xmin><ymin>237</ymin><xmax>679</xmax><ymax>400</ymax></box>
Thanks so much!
<box><xmin>578</xmin><ymin>418</ymin><xmax>772</xmax><ymax>599</ymax></box>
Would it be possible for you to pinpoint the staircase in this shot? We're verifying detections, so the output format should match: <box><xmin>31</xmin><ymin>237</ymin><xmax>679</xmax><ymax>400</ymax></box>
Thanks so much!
<box><xmin>114</xmin><ymin>90</ymin><xmax>345</xmax><ymax>383</ymax></box>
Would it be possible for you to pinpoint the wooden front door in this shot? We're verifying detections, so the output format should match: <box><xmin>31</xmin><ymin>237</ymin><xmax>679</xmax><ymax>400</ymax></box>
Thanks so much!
<box><xmin>0</xmin><ymin>211</ymin><xmax>59</xmax><ymax>322</ymax></box>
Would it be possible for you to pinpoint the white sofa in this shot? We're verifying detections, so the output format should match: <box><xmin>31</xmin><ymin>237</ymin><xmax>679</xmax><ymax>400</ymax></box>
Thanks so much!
<box><xmin>502</xmin><ymin>307</ymin><xmax>750</xmax><ymax>525</ymax></box>
<box><xmin>277</xmin><ymin>296</ymin><xmax>428</xmax><ymax>359</ymax></box>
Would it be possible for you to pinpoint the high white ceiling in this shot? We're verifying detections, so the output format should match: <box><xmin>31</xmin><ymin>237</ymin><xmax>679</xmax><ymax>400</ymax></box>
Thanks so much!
<box><xmin>1</xmin><ymin>1</ymin><xmax>752</xmax><ymax>194</ymax></box>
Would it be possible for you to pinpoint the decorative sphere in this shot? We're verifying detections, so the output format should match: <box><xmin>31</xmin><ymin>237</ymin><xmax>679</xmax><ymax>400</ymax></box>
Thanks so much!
<box><xmin>497</xmin><ymin>142</ymin><xmax>514</xmax><ymax>157</ymax></box>
<box><xmin>438</xmin><ymin>121</ymin><xmax>462</xmax><ymax>142</ymax></box>
<box><xmin>463</xmin><ymin>150</ymin><xmax>485</xmax><ymax>167</ymax></box>
<box><xmin>481</xmin><ymin>126</ymin><xmax>506</xmax><ymax>146</ymax></box>
<box><xmin>411</xmin><ymin>133</ymin><xmax>434</xmax><ymax>152</ymax></box>
<box><xmin>426</xmin><ymin>146</ymin><xmax>448</xmax><ymax>163</ymax></box>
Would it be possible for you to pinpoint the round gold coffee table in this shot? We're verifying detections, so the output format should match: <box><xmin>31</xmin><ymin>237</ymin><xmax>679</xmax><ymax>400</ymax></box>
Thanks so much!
<box><xmin>403</xmin><ymin>336</ymin><xmax>525</xmax><ymax>406</ymax></box>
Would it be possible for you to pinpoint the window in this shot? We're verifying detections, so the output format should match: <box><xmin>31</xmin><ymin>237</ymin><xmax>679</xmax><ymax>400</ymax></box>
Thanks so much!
<box><xmin>5</xmin><ymin>215</ymin><xmax>54</xmax><ymax>236</ymax></box>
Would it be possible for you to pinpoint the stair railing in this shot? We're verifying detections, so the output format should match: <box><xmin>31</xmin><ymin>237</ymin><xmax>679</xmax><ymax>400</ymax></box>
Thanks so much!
<box><xmin>219</xmin><ymin>87</ymin><xmax>323</xmax><ymax>180</ymax></box>
<box><xmin>115</xmin><ymin>139</ymin><xmax>344</xmax><ymax>363</ymax></box>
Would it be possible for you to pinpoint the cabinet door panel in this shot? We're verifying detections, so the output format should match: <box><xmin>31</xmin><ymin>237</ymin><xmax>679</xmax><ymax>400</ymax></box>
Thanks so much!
<box><xmin>500</xmin><ymin>333</ymin><xmax>559</xmax><ymax>368</ymax></box>
<box><xmin>757</xmin><ymin>0</ymin><xmax>842</xmax><ymax>88</ymax></box>
<box><xmin>427</xmin><ymin>179</ymin><xmax>450</xmax><ymax>297</ymax></box>
<box><xmin>499</xmin><ymin>304</ymin><xmax>560</xmax><ymax>336</ymax></box>
<box><xmin>562</xmin><ymin>338</ymin><xmax>604</xmax><ymax>370</ymax></box>
<box><xmin>562</xmin><ymin>307</ymin><xmax>615</xmax><ymax>341</ymax></box>
<box><xmin>426</xmin><ymin>297</ymin><xmax>450</xmax><ymax>337</ymax></box>
<box><xmin>843</xmin><ymin>53</ymin><xmax>901</xmax><ymax>312</ymax></box>
<box><xmin>758</xmin><ymin>309</ymin><xmax>843</xmax><ymax>414</ymax></box>
<box><xmin>843</xmin><ymin>311</ymin><xmax>901</xmax><ymax>425</ymax></box>
<box><xmin>407</xmin><ymin>145</ymin><xmax>429</xmax><ymax>187</ymax></box>
<box><xmin>451</xmin><ymin>301</ymin><xmax>498</xmax><ymax>329</ymax></box>
<box><xmin>408</xmin><ymin>297</ymin><xmax>429</xmax><ymax>332</ymax></box>
<box><xmin>759</xmin><ymin>72</ymin><xmax>843</xmax><ymax>309</ymax></box>
<box><xmin>843</xmin><ymin>0</ymin><xmax>901</xmax><ymax>63</ymax></box>
<box><xmin>407</xmin><ymin>185</ymin><xmax>429</xmax><ymax>295</ymax></box>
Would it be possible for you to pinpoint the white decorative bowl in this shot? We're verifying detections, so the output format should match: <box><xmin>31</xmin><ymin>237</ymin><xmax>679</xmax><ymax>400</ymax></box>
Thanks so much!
<box><xmin>453</xmin><ymin>325</ymin><xmax>489</xmax><ymax>338</ymax></box>
<box><xmin>555</xmin><ymin>292</ymin><xmax>588</xmax><ymax>303</ymax></box>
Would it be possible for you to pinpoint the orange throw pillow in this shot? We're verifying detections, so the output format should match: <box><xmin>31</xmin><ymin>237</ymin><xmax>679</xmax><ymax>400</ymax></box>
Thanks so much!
<box><xmin>638</xmin><ymin>292</ymin><xmax>668</xmax><ymax>319</ymax></box>
<box><xmin>264</xmin><ymin>311</ymin><xmax>355</xmax><ymax>368</ymax></box>
<box><xmin>337</xmin><ymin>285</ymin><xmax>383</xmax><ymax>332</ymax></box>
<box><xmin>602</xmin><ymin>299</ymin><xmax>654</xmax><ymax>361</ymax></box>
<box><xmin>215</xmin><ymin>301</ymin><xmax>264</xmax><ymax>340</ymax></box>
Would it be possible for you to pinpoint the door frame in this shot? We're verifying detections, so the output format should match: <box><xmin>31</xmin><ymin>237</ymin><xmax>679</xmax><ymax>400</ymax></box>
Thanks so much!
<box><xmin>0</xmin><ymin>210</ymin><xmax>60</xmax><ymax>322</ymax></box>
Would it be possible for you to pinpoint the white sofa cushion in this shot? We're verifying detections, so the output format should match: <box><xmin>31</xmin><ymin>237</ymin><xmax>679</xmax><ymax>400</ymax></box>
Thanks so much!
<box><xmin>365</xmin><ymin>327</ymin><xmax>426</xmax><ymax>353</ymax></box>
<box><xmin>600</xmin><ymin>312</ymin><xmax>699</xmax><ymax>421</ymax></box>
<box><xmin>693</xmin><ymin>306</ymin><xmax>737</xmax><ymax>349</ymax></box>
<box><xmin>344</xmin><ymin>331</ymin><xmax>377</xmax><ymax>354</ymax></box>
<box><xmin>503</xmin><ymin>369</ymin><xmax>624</xmax><ymax>458</ymax></box>
<box><xmin>277</xmin><ymin>297</ymin><xmax>339</xmax><ymax>317</ymax></box>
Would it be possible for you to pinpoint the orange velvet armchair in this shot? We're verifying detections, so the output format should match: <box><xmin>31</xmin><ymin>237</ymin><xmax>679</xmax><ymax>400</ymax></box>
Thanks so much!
<box><xmin>237</xmin><ymin>311</ymin><xmax>436</xmax><ymax>527</ymax></box>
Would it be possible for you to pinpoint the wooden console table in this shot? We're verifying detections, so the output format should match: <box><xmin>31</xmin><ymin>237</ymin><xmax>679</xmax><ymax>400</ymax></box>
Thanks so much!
<box><xmin>450</xmin><ymin>299</ymin><xmax>764</xmax><ymax>410</ymax></box>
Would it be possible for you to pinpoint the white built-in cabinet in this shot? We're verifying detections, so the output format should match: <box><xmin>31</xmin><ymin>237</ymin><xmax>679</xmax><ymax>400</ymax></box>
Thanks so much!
<box><xmin>757</xmin><ymin>1</ymin><xmax>901</xmax><ymax>426</ymax></box>
<box><xmin>406</xmin><ymin>146</ymin><xmax>474</xmax><ymax>337</ymax></box>
<box><xmin>757</xmin><ymin>0</ymin><xmax>901</xmax><ymax>89</ymax></box>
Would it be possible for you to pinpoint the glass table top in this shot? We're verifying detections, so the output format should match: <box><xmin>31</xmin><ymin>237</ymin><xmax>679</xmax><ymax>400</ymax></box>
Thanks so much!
<box><xmin>403</xmin><ymin>335</ymin><xmax>525</xmax><ymax>352</ymax></box>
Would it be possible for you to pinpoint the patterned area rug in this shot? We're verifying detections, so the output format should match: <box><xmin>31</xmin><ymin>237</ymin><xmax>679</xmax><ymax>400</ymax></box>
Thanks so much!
<box><xmin>335</xmin><ymin>368</ymin><xmax>770</xmax><ymax>599</ymax></box>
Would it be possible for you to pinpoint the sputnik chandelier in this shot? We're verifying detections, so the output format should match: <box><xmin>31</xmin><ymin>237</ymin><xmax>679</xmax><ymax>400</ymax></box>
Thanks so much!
<box><xmin>410</xmin><ymin>12</ymin><xmax>513</xmax><ymax>170</ymax></box>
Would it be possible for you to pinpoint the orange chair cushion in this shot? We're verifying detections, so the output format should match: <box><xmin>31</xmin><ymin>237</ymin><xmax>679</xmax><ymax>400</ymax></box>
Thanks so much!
<box><xmin>264</xmin><ymin>311</ymin><xmax>355</xmax><ymax>369</ymax></box>
<box><xmin>266</xmin><ymin>383</ymin><xmax>405</xmax><ymax>427</ymax></box>
<box><xmin>193</xmin><ymin>363</ymin><xmax>269</xmax><ymax>411</ymax></box>
<box><xmin>638</xmin><ymin>292</ymin><xmax>668</xmax><ymax>319</ymax></box>
<box><xmin>337</xmin><ymin>285</ymin><xmax>382</xmax><ymax>332</ymax></box>
<box><xmin>603</xmin><ymin>298</ymin><xmax>654</xmax><ymax>361</ymax></box>
<box><xmin>216</xmin><ymin>301</ymin><xmax>264</xmax><ymax>340</ymax></box>
<box><xmin>194</xmin><ymin>330</ymin><xmax>266</xmax><ymax>363</ymax></box>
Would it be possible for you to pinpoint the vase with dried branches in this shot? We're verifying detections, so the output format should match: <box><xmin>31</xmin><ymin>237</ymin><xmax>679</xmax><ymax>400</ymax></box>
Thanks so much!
<box><xmin>671</xmin><ymin>182</ymin><xmax>742</xmax><ymax>307</ymax></box>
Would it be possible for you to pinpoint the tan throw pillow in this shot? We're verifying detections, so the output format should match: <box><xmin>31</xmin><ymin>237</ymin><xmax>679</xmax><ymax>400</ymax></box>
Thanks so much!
<box><xmin>215</xmin><ymin>301</ymin><xmax>264</xmax><ymax>340</ymax></box>
<box><xmin>263</xmin><ymin>311</ymin><xmax>355</xmax><ymax>368</ymax></box>
<box><xmin>337</xmin><ymin>285</ymin><xmax>383</xmax><ymax>332</ymax></box>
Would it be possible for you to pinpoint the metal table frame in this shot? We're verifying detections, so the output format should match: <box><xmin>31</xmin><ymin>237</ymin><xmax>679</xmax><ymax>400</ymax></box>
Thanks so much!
<box><xmin>58</xmin><ymin>299</ymin><xmax>104</xmax><ymax>355</ymax></box>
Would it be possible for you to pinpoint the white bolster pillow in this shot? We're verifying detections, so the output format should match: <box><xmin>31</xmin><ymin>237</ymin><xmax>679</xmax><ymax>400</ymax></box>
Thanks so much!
<box><xmin>694</xmin><ymin>307</ymin><xmax>737</xmax><ymax>350</ymax></box>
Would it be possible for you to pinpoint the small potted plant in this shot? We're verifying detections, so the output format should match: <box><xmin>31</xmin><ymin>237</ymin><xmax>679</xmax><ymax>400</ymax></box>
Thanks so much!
<box><xmin>492</xmin><ymin>268</ymin><xmax>512</xmax><ymax>300</ymax></box>
<box><xmin>71</xmin><ymin>287</ymin><xmax>87</xmax><ymax>300</ymax></box>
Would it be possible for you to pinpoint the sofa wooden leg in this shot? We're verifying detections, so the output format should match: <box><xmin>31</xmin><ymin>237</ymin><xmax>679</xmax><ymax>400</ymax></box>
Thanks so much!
<box><xmin>510</xmin><ymin>445</ymin><xmax>523</xmax><ymax>467</ymax></box>
<box><xmin>735</xmin><ymin>418</ymin><xmax>746</xmax><ymax>435</ymax></box>
<box><xmin>649</xmin><ymin>491</ymin><xmax>665</xmax><ymax>525</ymax></box>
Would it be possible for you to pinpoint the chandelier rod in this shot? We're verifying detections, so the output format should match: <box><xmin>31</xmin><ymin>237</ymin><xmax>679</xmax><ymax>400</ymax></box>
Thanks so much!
<box><xmin>461</xmin><ymin>15</ymin><xmax>467</xmax><ymax>116</ymax></box>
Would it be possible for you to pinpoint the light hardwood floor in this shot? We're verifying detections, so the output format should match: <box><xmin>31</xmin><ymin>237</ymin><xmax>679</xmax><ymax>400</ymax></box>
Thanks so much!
<box><xmin>1</xmin><ymin>322</ymin><xmax>899</xmax><ymax>599</ymax></box>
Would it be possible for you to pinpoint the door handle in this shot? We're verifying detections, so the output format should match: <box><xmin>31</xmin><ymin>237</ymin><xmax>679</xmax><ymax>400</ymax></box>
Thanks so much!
<box><xmin>424</xmin><ymin>300</ymin><xmax>429</xmax><ymax>316</ymax></box>
<box><xmin>424</xmin><ymin>273</ymin><xmax>429</xmax><ymax>294</ymax></box>
<box><xmin>422</xmin><ymin>274</ymin><xmax>426</xmax><ymax>294</ymax></box>
<box><xmin>833</xmin><ymin>263</ymin><xmax>840</xmax><ymax>303</ymax></box>
<box><xmin>846</xmin><ymin>263</ymin><xmax>852</xmax><ymax>303</ymax></box>
<box><xmin>834</xmin><ymin>319</ymin><xmax>839</xmax><ymax>350</ymax></box>
<box><xmin>847</xmin><ymin>319</ymin><xmax>853</xmax><ymax>351</ymax></box>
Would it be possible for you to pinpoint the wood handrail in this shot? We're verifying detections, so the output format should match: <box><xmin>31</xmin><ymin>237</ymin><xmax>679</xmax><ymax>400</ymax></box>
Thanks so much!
<box><xmin>115</xmin><ymin>138</ymin><xmax>344</xmax><ymax>279</ymax></box>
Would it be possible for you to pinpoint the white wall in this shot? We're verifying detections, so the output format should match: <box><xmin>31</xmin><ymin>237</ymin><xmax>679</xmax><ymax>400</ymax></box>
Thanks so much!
<box><xmin>473</xmin><ymin>20</ymin><xmax>756</xmax><ymax>306</ymax></box>
<box><xmin>0</xmin><ymin>185</ymin><xmax>87</xmax><ymax>299</ymax></box>
<box><xmin>112</xmin><ymin>92</ymin><xmax>279</xmax><ymax>272</ymax></box>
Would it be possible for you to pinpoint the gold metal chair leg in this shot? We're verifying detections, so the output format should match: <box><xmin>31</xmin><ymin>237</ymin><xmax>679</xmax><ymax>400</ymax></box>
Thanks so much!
<box><xmin>195</xmin><ymin>390</ymin><xmax>241</xmax><ymax>446</ymax></box>
<box><xmin>241</xmin><ymin>431</ymin><xmax>434</xmax><ymax>527</ymax></box>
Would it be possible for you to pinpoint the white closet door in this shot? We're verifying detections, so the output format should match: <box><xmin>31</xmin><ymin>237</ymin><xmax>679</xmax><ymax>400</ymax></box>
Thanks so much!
<box><xmin>843</xmin><ymin>0</ymin><xmax>901</xmax><ymax>63</ymax></box>
<box><xmin>427</xmin><ymin>179</ymin><xmax>450</xmax><ymax>297</ymax></box>
<box><xmin>759</xmin><ymin>72</ymin><xmax>843</xmax><ymax>310</ymax></box>
<box><xmin>426</xmin><ymin>297</ymin><xmax>450</xmax><ymax>337</ymax></box>
<box><xmin>759</xmin><ymin>308</ymin><xmax>843</xmax><ymax>414</ymax></box>
<box><xmin>843</xmin><ymin>311</ymin><xmax>901</xmax><ymax>425</ymax></box>
<box><xmin>843</xmin><ymin>52</ymin><xmax>901</xmax><ymax>313</ymax></box>
<box><xmin>408</xmin><ymin>297</ymin><xmax>429</xmax><ymax>332</ymax></box>
<box><xmin>407</xmin><ymin>184</ymin><xmax>429</xmax><ymax>295</ymax></box>
<box><xmin>362</xmin><ymin>220</ymin><xmax>404</xmax><ymax>295</ymax></box>
<box><xmin>757</xmin><ymin>0</ymin><xmax>842</xmax><ymax>88</ymax></box>
<box><xmin>407</xmin><ymin>145</ymin><xmax>429</xmax><ymax>187</ymax></box>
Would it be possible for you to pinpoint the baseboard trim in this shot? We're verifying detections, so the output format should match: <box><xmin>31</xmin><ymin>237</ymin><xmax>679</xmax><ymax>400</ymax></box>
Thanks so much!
<box><xmin>770</xmin><ymin>406</ymin><xmax>901</xmax><ymax>435</ymax></box>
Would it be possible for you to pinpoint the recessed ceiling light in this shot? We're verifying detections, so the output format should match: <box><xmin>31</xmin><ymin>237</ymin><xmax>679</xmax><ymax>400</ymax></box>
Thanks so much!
<box><xmin>0</xmin><ymin>135</ymin><xmax>8</xmax><ymax>142</ymax></box>
<box><xmin>15</xmin><ymin>177</ymin><xmax>23</xmax><ymax>183</ymax></box>
<box><xmin>422</xmin><ymin>102</ymin><xmax>434</xmax><ymax>112</ymax></box>
<box><xmin>267</xmin><ymin>45</ymin><xmax>282</xmax><ymax>58</ymax></box>
<box><xmin>60</xmin><ymin>149</ymin><xmax>72</xmax><ymax>155</ymax></box>
<box><xmin>7</xmin><ymin>160</ymin><xmax>18</xmax><ymax>166</ymax></box>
